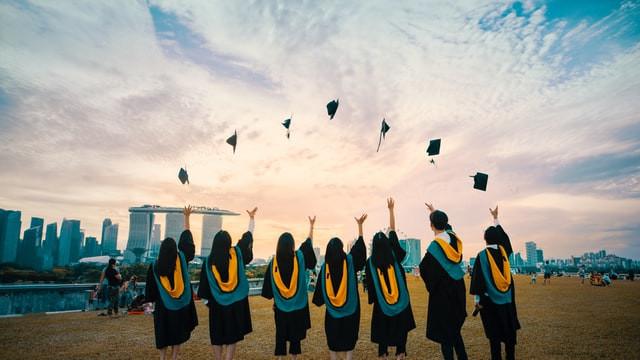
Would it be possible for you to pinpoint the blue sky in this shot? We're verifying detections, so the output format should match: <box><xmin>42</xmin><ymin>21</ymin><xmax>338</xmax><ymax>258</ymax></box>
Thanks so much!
<box><xmin>0</xmin><ymin>0</ymin><xmax>639</xmax><ymax>260</ymax></box>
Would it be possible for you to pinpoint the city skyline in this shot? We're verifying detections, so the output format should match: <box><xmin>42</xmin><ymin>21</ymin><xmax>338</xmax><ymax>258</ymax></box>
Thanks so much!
<box><xmin>1</xmin><ymin>1</ymin><xmax>639</xmax><ymax>261</ymax></box>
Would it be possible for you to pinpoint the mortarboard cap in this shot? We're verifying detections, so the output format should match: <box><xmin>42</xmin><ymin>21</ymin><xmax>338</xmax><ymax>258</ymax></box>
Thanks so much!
<box><xmin>178</xmin><ymin>167</ymin><xmax>189</xmax><ymax>185</ymax></box>
<box><xmin>226</xmin><ymin>130</ymin><xmax>237</xmax><ymax>154</ymax></box>
<box><xmin>282</xmin><ymin>117</ymin><xmax>292</xmax><ymax>139</ymax></box>
<box><xmin>327</xmin><ymin>99</ymin><xmax>339</xmax><ymax>120</ymax></box>
<box><xmin>470</xmin><ymin>172</ymin><xmax>488</xmax><ymax>191</ymax></box>
<box><xmin>377</xmin><ymin>118</ymin><xmax>391</xmax><ymax>152</ymax></box>
<box><xmin>426</xmin><ymin>139</ymin><xmax>441</xmax><ymax>156</ymax></box>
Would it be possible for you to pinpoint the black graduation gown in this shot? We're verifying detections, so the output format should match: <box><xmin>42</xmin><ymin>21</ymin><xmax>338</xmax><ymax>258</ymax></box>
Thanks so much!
<box><xmin>312</xmin><ymin>236</ymin><xmax>367</xmax><ymax>351</ymax></box>
<box><xmin>145</xmin><ymin>230</ymin><xmax>198</xmax><ymax>349</ymax></box>
<box><xmin>365</xmin><ymin>231</ymin><xmax>417</xmax><ymax>346</ymax></box>
<box><xmin>419</xmin><ymin>231</ymin><xmax>467</xmax><ymax>344</ymax></box>
<box><xmin>261</xmin><ymin>237</ymin><xmax>317</xmax><ymax>342</ymax></box>
<box><xmin>470</xmin><ymin>225</ymin><xmax>521</xmax><ymax>344</ymax></box>
<box><xmin>197</xmin><ymin>231</ymin><xmax>254</xmax><ymax>345</ymax></box>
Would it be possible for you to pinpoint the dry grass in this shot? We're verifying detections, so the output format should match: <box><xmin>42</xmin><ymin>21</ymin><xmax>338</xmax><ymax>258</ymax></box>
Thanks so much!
<box><xmin>1</xmin><ymin>276</ymin><xmax>639</xmax><ymax>359</ymax></box>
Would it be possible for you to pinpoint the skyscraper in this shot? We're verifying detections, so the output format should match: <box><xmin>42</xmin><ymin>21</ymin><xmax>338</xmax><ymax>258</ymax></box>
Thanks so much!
<box><xmin>164</xmin><ymin>213</ymin><xmax>183</xmax><ymax>243</ymax></box>
<box><xmin>30</xmin><ymin>217</ymin><xmax>44</xmax><ymax>247</ymax></box>
<box><xmin>101</xmin><ymin>218</ymin><xmax>112</xmax><ymax>248</ymax></box>
<box><xmin>19</xmin><ymin>226</ymin><xmax>40</xmax><ymax>268</ymax></box>
<box><xmin>102</xmin><ymin>224</ymin><xmax>118</xmax><ymax>255</ymax></box>
<box><xmin>201</xmin><ymin>215</ymin><xmax>222</xmax><ymax>256</ymax></box>
<box><xmin>149</xmin><ymin>224</ymin><xmax>162</xmax><ymax>259</ymax></box>
<box><xmin>0</xmin><ymin>209</ymin><xmax>22</xmax><ymax>263</ymax></box>
<box><xmin>83</xmin><ymin>237</ymin><xmax>100</xmax><ymax>258</ymax></box>
<box><xmin>525</xmin><ymin>241</ymin><xmax>538</xmax><ymax>267</ymax></box>
<box><xmin>58</xmin><ymin>219</ymin><xmax>81</xmax><ymax>266</ymax></box>
<box><xmin>43</xmin><ymin>222</ymin><xmax>58</xmax><ymax>269</ymax></box>
<box><xmin>536</xmin><ymin>249</ymin><xmax>544</xmax><ymax>264</ymax></box>
<box><xmin>126</xmin><ymin>212</ymin><xmax>154</xmax><ymax>262</ymax></box>
<box><xmin>399</xmin><ymin>238</ymin><xmax>421</xmax><ymax>268</ymax></box>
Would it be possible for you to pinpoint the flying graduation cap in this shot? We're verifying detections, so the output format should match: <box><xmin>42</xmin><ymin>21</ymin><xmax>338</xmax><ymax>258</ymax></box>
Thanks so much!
<box><xmin>282</xmin><ymin>116</ymin><xmax>292</xmax><ymax>139</ymax></box>
<box><xmin>377</xmin><ymin>118</ymin><xmax>390</xmax><ymax>152</ymax></box>
<box><xmin>426</xmin><ymin>139</ymin><xmax>441</xmax><ymax>156</ymax></box>
<box><xmin>470</xmin><ymin>172</ymin><xmax>489</xmax><ymax>191</ymax></box>
<box><xmin>326</xmin><ymin>99</ymin><xmax>339</xmax><ymax>120</ymax></box>
<box><xmin>226</xmin><ymin>130</ymin><xmax>237</xmax><ymax>154</ymax></box>
<box><xmin>178</xmin><ymin>167</ymin><xmax>189</xmax><ymax>185</ymax></box>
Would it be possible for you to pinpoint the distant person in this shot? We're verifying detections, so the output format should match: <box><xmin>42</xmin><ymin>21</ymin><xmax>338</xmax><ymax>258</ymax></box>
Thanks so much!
<box><xmin>121</xmin><ymin>275</ymin><xmax>138</xmax><ymax>310</ymax></box>
<box><xmin>543</xmin><ymin>262</ymin><xmax>551</xmax><ymax>285</ymax></box>
<box><xmin>366</xmin><ymin>198</ymin><xmax>416</xmax><ymax>359</ymax></box>
<box><xmin>261</xmin><ymin>216</ymin><xmax>317</xmax><ymax>359</ymax></box>
<box><xmin>419</xmin><ymin>202</ymin><xmax>468</xmax><ymax>360</ymax></box>
<box><xmin>629</xmin><ymin>270</ymin><xmax>635</xmax><ymax>281</ymax></box>
<box><xmin>145</xmin><ymin>206</ymin><xmax>198</xmax><ymax>360</ymax></box>
<box><xmin>96</xmin><ymin>258</ymin><xmax>122</xmax><ymax>316</ymax></box>
<box><xmin>312</xmin><ymin>214</ymin><xmax>367</xmax><ymax>360</ymax></box>
<box><xmin>198</xmin><ymin>207</ymin><xmax>257</xmax><ymax>360</ymax></box>
<box><xmin>530</xmin><ymin>272</ymin><xmax>536</xmax><ymax>285</ymax></box>
<box><xmin>602</xmin><ymin>273</ymin><xmax>612</xmax><ymax>286</ymax></box>
<box><xmin>470</xmin><ymin>206</ymin><xmax>521</xmax><ymax>360</ymax></box>
<box><xmin>578</xmin><ymin>269</ymin><xmax>586</xmax><ymax>285</ymax></box>
<box><xmin>361</xmin><ymin>271</ymin><xmax>367</xmax><ymax>293</ymax></box>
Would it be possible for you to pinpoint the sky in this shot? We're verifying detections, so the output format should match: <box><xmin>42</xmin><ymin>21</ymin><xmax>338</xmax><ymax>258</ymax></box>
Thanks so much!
<box><xmin>1</xmin><ymin>0</ymin><xmax>639</xmax><ymax>261</ymax></box>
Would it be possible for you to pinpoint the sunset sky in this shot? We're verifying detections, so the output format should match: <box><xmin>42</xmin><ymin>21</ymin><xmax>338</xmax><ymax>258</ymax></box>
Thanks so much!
<box><xmin>1</xmin><ymin>0</ymin><xmax>639</xmax><ymax>261</ymax></box>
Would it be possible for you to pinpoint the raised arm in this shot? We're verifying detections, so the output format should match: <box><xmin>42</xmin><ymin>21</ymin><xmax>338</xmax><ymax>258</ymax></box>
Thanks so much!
<box><xmin>308</xmin><ymin>215</ymin><xmax>316</xmax><ymax>240</ymax></box>
<box><xmin>351</xmin><ymin>214</ymin><xmax>368</xmax><ymax>270</ymax></box>
<box><xmin>246</xmin><ymin>207</ymin><xmax>257</xmax><ymax>233</ymax></box>
<box><xmin>300</xmin><ymin>216</ymin><xmax>317</xmax><ymax>269</ymax></box>
<box><xmin>238</xmin><ymin>207</ymin><xmax>257</xmax><ymax>264</ymax></box>
<box><xmin>387</xmin><ymin>197</ymin><xmax>395</xmax><ymax>231</ymax></box>
<box><xmin>183</xmin><ymin>205</ymin><xmax>193</xmax><ymax>231</ymax></box>
<box><xmin>490</xmin><ymin>205</ymin><xmax>513</xmax><ymax>256</ymax></box>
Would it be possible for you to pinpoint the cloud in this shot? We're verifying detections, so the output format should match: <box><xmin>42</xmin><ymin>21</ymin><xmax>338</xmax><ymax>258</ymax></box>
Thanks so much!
<box><xmin>1</xmin><ymin>0</ymin><xmax>639</xmax><ymax>259</ymax></box>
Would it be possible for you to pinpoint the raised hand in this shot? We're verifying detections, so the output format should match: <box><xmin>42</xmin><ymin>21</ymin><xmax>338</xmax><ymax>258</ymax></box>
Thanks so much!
<box><xmin>387</xmin><ymin>197</ymin><xmax>395</xmax><ymax>210</ymax></box>
<box><xmin>387</xmin><ymin>198</ymin><xmax>396</xmax><ymax>231</ymax></box>
<box><xmin>308</xmin><ymin>216</ymin><xmax>316</xmax><ymax>240</ymax></box>
<box><xmin>355</xmin><ymin>213</ymin><xmax>367</xmax><ymax>237</ymax></box>
<box><xmin>490</xmin><ymin>205</ymin><xmax>499</xmax><ymax>220</ymax></box>
<box><xmin>246</xmin><ymin>207</ymin><xmax>258</xmax><ymax>218</ymax></box>
<box><xmin>425</xmin><ymin>202</ymin><xmax>435</xmax><ymax>213</ymax></box>
<box><xmin>183</xmin><ymin>205</ymin><xmax>193</xmax><ymax>217</ymax></box>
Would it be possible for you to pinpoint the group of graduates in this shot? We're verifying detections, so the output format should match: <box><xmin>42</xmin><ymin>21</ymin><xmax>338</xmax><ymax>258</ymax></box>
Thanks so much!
<box><xmin>145</xmin><ymin>200</ymin><xmax>520</xmax><ymax>360</ymax></box>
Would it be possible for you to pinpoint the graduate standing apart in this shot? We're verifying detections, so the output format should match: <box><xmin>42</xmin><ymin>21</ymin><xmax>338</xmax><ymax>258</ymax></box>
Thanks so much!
<box><xmin>312</xmin><ymin>214</ymin><xmax>368</xmax><ymax>360</ymax></box>
<box><xmin>145</xmin><ymin>206</ymin><xmax>198</xmax><ymax>360</ymax></box>
<box><xmin>198</xmin><ymin>207</ymin><xmax>258</xmax><ymax>360</ymax></box>
<box><xmin>419</xmin><ymin>203</ymin><xmax>468</xmax><ymax>360</ymax></box>
<box><xmin>261</xmin><ymin>216</ymin><xmax>318</xmax><ymax>359</ymax></box>
<box><xmin>470</xmin><ymin>206</ymin><xmax>521</xmax><ymax>360</ymax></box>
<box><xmin>365</xmin><ymin>198</ymin><xmax>416</xmax><ymax>360</ymax></box>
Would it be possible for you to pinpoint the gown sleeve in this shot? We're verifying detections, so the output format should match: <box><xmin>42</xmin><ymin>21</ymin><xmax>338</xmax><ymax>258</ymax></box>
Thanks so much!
<box><xmin>145</xmin><ymin>265</ymin><xmax>158</xmax><ymax>302</ymax></box>
<box><xmin>365</xmin><ymin>260</ymin><xmax>376</xmax><ymax>304</ymax></box>
<box><xmin>178</xmin><ymin>230</ymin><xmax>196</xmax><ymax>262</ymax></box>
<box><xmin>197</xmin><ymin>262</ymin><xmax>212</xmax><ymax>300</ymax></box>
<box><xmin>312</xmin><ymin>274</ymin><xmax>324</xmax><ymax>306</ymax></box>
<box><xmin>469</xmin><ymin>256</ymin><xmax>486</xmax><ymax>296</ymax></box>
<box><xmin>237</xmin><ymin>231</ymin><xmax>254</xmax><ymax>265</ymax></box>
<box><xmin>349</xmin><ymin>236</ymin><xmax>367</xmax><ymax>271</ymax></box>
<box><xmin>299</xmin><ymin>237</ymin><xmax>317</xmax><ymax>269</ymax></box>
<box><xmin>495</xmin><ymin>225</ymin><xmax>513</xmax><ymax>257</ymax></box>
<box><xmin>388</xmin><ymin>230</ymin><xmax>407</xmax><ymax>262</ymax></box>
<box><xmin>420</xmin><ymin>251</ymin><xmax>445</xmax><ymax>294</ymax></box>
<box><xmin>261</xmin><ymin>262</ymin><xmax>274</xmax><ymax>299</ymax></box>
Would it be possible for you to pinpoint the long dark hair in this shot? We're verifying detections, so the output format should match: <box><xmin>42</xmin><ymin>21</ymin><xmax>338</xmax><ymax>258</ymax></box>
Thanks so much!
<box><xmin>370</xmin><ymin>231</ymin><xmax>394</xmax><ymax>269</ymax></box>
<box><xmin>210</xmin><ymin>230</ymin><xmax>232</xmax><ymax>271</ymax></box>
<box><xmin>157</xmin><ymin>237</ymin><xmax>177</xmax><ymax>277</ymax></box>
<box><xmin>484</xmin><ymin>226</ymin><xmax>499</xmax><ymax>245</ymax></box>
<box><xmin>325</xmin><ymin>237</ymin><xmax>345</xmax><ymax>267</ymax></box>
<box><xmin>276</xmin><ymin>232</ymin><xmax>295</xmax><ymax>264</ymax></box>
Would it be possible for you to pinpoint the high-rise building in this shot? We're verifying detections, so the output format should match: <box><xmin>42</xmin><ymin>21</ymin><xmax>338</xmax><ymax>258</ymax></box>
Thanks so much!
<box><xmin>0</xmin><ymin>209</ymin><xmax>22</xmax><ymax>263</ymax></box>
<box><xmin>149</xmin><ymin>224</ymin><xmax>162</xmax><ymax>259</ymax></box>
<box><xmin>58</xmin><ymin>219</ymin><xmax>81</xmax><ymax>266</ymax></box>
<box><xmin>125</xmin><ymin>213</ymin><xmax>154</xmax><ymax>262</ymax></box>
<box><xmin>201</xmin><ymin>215</ymin><xmax>222</xmax><ymax>256</ymax></box>
<box><xmin>164</xmin><ymin>213</ymin><xmax>183</xmax><ymax>243</ymax></box>
<box><xmin>30</xmin><ymin>217</ymin><xmax>44</xmax><ymax>247</ymax></box>
<box><xmin>399</xmin><ymin>238</ymin><xmax>421</xmax><ymax>268</ymax></box>
<box><xmin>83</xmin><ymin>236</ymin><xmax>100</xmax><ymax>258</ymax></box>
<box><xmin>102</xmin><ymin>224</ymin><xmax>119</xmax><ymax>255</ymax></box>
<box><xmin>525</xmin><ymin>241</ymin><xmax>538</xmax><ymax>266</ymax></box>
<box><xmin>42</xmin><ymin>222</ymin><xmax>58</xmax><ymax>268</ymax></box>
<box><xmin>101</xmin><ymin>218</ymin><xmax>112</xmax><ymax>246</ymax></box>
<box><xmin>536</xmin><ymin>249</ymin><xmax>544</xmax><ymax>264</ymax></box>
<box><xmin>19</xmin><ymin>227</ymin><xmax>40</xmax><ymax>268</ymax></box>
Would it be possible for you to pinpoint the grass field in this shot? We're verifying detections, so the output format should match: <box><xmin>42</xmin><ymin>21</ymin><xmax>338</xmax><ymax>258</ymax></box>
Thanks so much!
<box><xmin>1</xmin><ymin>275</ymin><xmax>639</xmax><ymax>359</ymax></box>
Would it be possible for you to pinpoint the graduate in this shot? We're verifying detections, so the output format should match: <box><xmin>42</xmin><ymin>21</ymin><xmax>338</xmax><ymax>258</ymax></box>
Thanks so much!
<box><xmin>198</xmin><ymin>207</ymin><xmax>258</xmax><ymax>360</ymax></box>
<box><xmin>470</xmin><ymin>206</ymin><xmax>521</xmax><ymax>360</ymax></box>
<box><xmin>312</xmin><ymin>214</ymin><xmax>368</xmax><ymax>360</ymax></box>
<box><xmin>365</xmin><ymin>198</ymin><xmax>416</xmax><ymax>360</ymax></box>
<box><xmin>145</xmin><ymin>206</ymin><xmax>198</xmax><ymax>360</ymax></box>
<box><xmin>261</xmin><ymin>216</ymin><xmax>318</xmax><ymax>359</ymax></box>
<box><xmin>419</xmin><ymin>203</ymin><xmax>468</xmax><ymax>360</ymax></box>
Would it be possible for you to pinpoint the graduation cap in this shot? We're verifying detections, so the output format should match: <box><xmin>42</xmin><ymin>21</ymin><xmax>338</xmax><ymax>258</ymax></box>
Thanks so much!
<box><xmin>377</xmin><ymin>118</ymin><xmax>391</xmax><ymax>152</ymax></box>
<box><xmin>326</xmin><ymin>99</ymin><xmax>339</xmax><ymax>120</ymax></box>
<box><xmin>178</xmin><ymin>167</ymin><xmax>189</xmax><ymax>185</ymax></box>
<box><xmin>226</xmin><ymin>130</ymin><xmax>237</xmax><ymax>154</ymax></box>
<box><xmin>426</xmin><ymin>139</ymin><xmax>441</xmax><ymax>156</ymax></box>
<box><xmin>282</xmin><ymin>116</ymin><xmax>292</xmax><ymax>139</ymax></box>
<box><xmin>470</xmin><ymin>172</ymin><xmax>488</xmax><ymax>191</ymax></box>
